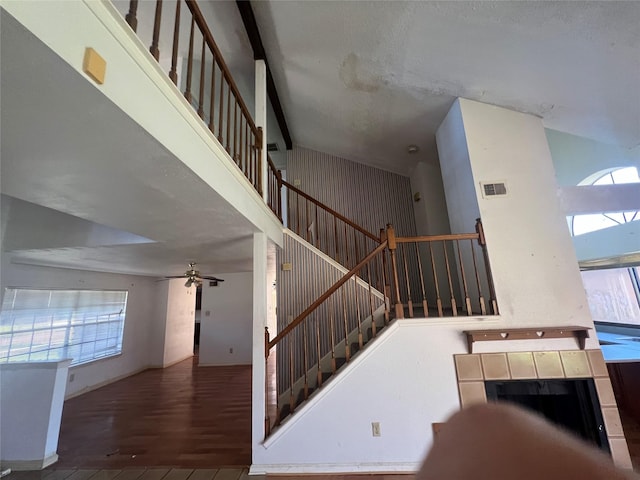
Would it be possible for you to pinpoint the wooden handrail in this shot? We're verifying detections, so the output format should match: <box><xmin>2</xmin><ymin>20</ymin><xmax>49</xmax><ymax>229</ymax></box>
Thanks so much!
<box><xmin>395</xmin><ymin>233</ymin><xmax>480</xmax><ymax>243</ymax></box>
<box><xmin>269</xmin><ymin>240</ymin><xmax>388</xmax><ymax>349</ymax></box>
<box><xmin>282</xmin><ymin>180</ymin><xmax>380</xmax><ymax>243</ymax></box>
<box><xmin>184</xmin><ymin>0</ymin><xmax>259</xmax><ymax>136</ymax></box>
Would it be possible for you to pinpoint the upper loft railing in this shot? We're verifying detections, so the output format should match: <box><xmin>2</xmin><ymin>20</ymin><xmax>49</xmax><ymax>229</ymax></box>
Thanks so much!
<box><xmin>386</xmin><ymin>219</ymin><xmax>498</xmax><ymax>319</ymax></box>
<box><xmin>282</xmin><ymin>180</ymin><xmax>381</xmax><ymax>270</ymax></box>
<box><xmin>123</xmin><ymin>0</ymin><xmax>266</xmax><ymax>198</ymax></box>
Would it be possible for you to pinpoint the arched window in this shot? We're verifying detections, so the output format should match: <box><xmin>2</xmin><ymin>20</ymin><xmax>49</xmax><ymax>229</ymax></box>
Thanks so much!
<box><xmin>569</xmin><ymin>166</ymin><xmax>640</xmax><ymax>236</ymax></box>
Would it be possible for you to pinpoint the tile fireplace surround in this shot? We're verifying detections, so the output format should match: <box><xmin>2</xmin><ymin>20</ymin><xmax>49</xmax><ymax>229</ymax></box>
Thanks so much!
<box><xmin>454</xmin><ymin>349</ymin><xmax>633</xmax><ymax>470</ymax></box>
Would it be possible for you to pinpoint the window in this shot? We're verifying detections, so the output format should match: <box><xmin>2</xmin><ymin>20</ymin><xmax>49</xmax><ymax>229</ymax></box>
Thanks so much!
<box><xmin>569</xmin><ymin>166</ymin><xmax>640</xmax><ymax>236</ymax></box>
<box><xmin>581</xmin><ymin>267</ymin><xmax>640</xmax><ymax>327</ymax></box>
<box><xmin>0</xmin><ymin>289</ymin><xmax>128</xmax><ymax>365</ymax></box>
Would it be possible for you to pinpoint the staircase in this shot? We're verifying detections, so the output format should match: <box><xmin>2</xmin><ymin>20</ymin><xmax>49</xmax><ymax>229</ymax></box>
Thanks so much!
<box><xmin>264</xmin><ymin>182</ymin><xmax>499</xmax><ymax>435</ymax></box>
<box><xmin>112</xmin><ymin>0</ymin><xmax>498</xmax><ymax>438</ymax></box>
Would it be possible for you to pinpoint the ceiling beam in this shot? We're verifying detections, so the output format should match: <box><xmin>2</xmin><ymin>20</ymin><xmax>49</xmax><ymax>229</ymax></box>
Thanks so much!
<box><xmin>236</xmin><ymin>0</ymin><xmax>293</xmax><ymax>150</ymax></box>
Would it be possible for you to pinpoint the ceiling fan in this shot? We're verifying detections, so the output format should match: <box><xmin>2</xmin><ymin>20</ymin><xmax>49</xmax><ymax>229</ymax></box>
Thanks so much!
<box><xmin>165</xmin><ymin>262</ymin><xmax>225</xmax><ymax>287</ymax></box>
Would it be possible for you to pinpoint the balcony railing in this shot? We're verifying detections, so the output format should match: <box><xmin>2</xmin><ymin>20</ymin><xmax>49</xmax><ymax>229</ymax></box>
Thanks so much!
<box><xmin>123</xmin><ymin>0</ymin><xmax>266</xmax><ymax>199</ymax></box>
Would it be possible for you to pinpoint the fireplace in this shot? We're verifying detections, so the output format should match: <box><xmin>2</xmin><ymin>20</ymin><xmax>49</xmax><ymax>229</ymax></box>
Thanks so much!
<box><xmin>453</xmin><ymin>349</ymin><xmax>633</xmax><ymax>469</ymax></box>
<box><xmin>485</xmin><ymin>378</ymin><xmax>609</xmax><ymax>451</ymax></box>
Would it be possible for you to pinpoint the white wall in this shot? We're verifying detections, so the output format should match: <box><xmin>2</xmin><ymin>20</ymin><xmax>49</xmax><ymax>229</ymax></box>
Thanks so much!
<box><xmin>437</xmin><ymin>99</ymin><xmax>597</xmax><ymax>335</ymax></box>
<box><xmin>252</xmin><ymin>318</ymin><xmax>589</xmax><ymax>474</ymax></box>
<box><xmin>571</xmin><ymin>221</ymin><xmax>640</xmax><ymax>262</ymax></box>
<box><xmin>150</xmin><ymin>279</ymin><xmax>195</xmax><ymax>367</ymax></box>
<box><xmin>547</xmin><ymin>130</ymin><xmax>640</xmax><ymax>262</ymax></box>
<box><xmin>149</xmin><ymin>280</ymin><xmax>169</xmax><ymax>367</ymax></box>
<box><xmin>409</xmin><ymin>160</ymin><xmax>452</xmax><ymax>236</ymax></box>
<box><xmin>1</xmin><ymin>257</ymin><xmax>156</xmax><ymax>397</ymax></box>
<box><xmin>159</xmin><ymin>279</ymin><xmax>196</xmax><ymax>366</ymax></box>
<box><xmin>546</xmin><ymin>129</ymin><xmax>640</xmax><ymax>187</ymax></box>
<box><xmin>199</xmin><ymin>272</ymin><xmax>253</xmax><ymax>366</ymax></box>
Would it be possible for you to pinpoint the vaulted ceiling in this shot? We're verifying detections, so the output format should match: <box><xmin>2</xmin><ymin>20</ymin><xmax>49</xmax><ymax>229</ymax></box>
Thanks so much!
<box><xmin>2</xmin><ymin>1</ymin><xmax>638</xmax><ymax>277</ymax></box>
<box><xmin>251</xmin><ymin>1</ymin><xmax>640</xmax><ymax>174</ymax></box>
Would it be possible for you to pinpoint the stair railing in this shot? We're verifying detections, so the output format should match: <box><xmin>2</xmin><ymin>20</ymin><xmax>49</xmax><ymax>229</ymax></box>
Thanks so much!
<box><xmin>264</xmin><ymin>239</ymin><xmax>389</xmax><ymax>434</ymax></box>
<box><xmin>264</xmin><ymin>220</ymin><xmax>499</xmax><ymax>434</ymax></box>
<box><xmin>282</xmin><ymin>180</ymin><xmax>381</xmax><ymax>269</ymax></box>
<box><xmin>266</xmin><ymin>156</ymin><xmax>282</xmax><ymax>221</ymax></box>
<box><xmin>123</xmin><ymin>0</ymin><xmax>264</xmax><ymax>196</ymax></box>
<box><xmin>386</xmin><ymin>219</ymin><xmax>498</xmax><ymax>319</ymax></box>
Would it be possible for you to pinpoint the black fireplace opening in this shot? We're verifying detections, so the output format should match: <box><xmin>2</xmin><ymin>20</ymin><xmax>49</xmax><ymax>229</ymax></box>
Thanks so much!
<box><xmin>485</xmin><ymin>378</ymin><xmax>610</xmax><ymax>453</ymax></box>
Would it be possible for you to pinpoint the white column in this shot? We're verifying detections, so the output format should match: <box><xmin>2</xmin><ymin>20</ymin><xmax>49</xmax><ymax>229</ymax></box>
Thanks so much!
<box><xmin>252</xmin><ymin>232</ymin><xmax>268</xmax><ymax>452</ymax></box>
<box><xmin>255</xmin><ymin>59</ymin><xmax>268</xmax><ymax>203</ymax></box>
<box><xmin>435</xmin><ymin>99</ymin><xmax>596</xmax><ymax>340</ymax></box>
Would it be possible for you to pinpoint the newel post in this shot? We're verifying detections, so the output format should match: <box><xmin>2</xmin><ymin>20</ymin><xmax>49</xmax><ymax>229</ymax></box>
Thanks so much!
<box><xmin>475</xmin><ymin>218</ymin><xmax>499</xmax><ymax>315</ymax></box>
<box><xmin>386</xmin><ymin>224</ymin><xmax>404</xmax><ymax>319</ymax></box>
<box><xmin>264</xmin><ymin>326</ymin><xmax>271</xmax><ymax>436</ymax></box>
<box><xmin>256</xmin><ymin>127</ymin><xmax>264</xmax><ymax>197</ymax></box>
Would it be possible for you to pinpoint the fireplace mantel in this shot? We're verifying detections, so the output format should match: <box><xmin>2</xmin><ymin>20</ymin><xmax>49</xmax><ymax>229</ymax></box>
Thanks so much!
<box><xmin>463</xmin><ymin>326</ymin><xmax>591</xmax><ymax>353</ymax></box>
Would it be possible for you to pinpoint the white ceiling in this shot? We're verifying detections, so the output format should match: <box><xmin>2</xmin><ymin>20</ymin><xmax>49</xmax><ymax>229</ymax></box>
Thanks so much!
<box><xmin>1</xmin><ymin>11</ymin><xmax>257</xmax><ymax>277</ymax></box>
<box><xmin>252</xmin><ymin>0</ymin><xmax>640</xmax><ymax>174</ymax></box>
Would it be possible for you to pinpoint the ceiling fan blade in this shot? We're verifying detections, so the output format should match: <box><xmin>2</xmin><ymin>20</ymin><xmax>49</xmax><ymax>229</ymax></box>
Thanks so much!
<box><xmin>165</xmin><ymin>275</ymin><xmax>187</xmax><ymax>279</ymax></box>
<box><xmin>201</xmin><ymin>276</ymin><xmax>225</xmax><ymax>282</ymax></box>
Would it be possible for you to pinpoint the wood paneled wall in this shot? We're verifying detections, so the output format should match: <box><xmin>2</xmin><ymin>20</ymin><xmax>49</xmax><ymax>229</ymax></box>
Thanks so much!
<box><xmin>275</xmin><ymin>231</ymin><xmax>384</xmax><ymax>393</ymax></box>
<box><xmin>286</xmin><ymin>147</ymin><xmax>418</xmax><ymax>237</ymax></box>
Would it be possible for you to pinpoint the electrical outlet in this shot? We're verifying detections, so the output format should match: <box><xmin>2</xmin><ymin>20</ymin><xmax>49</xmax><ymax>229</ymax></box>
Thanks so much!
<box><xmin>69</xmin><ymin>373</ymin><xmax>75</xmax><ymax>383</ymax></box>
<box><xmin>229</xmin><ymin>348</ymin><xmax>233</xmax><ymax>354</ymax></box>
<box><xmin>371</xmin><ymin>422</ymin><xmax>381</xmax><ymax>437</ymax></box>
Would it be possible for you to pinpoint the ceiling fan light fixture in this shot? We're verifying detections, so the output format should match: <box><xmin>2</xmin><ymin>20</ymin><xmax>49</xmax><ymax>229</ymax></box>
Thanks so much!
<box><xmin>166</xmin><ymin>263</ymin><xmax>224</xmax><ymax>287</ymax></box>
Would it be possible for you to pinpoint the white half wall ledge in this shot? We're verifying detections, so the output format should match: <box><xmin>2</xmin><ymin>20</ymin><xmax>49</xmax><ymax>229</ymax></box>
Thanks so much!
<box><xmin>1</xmin><ymin>453</ymin><xmax>59</xmax><ymax>471</ymax></box>
<box><xmin>249</xmin><ymin>462</ymin><xmax>422</xmax><ymax>475</ymax></box>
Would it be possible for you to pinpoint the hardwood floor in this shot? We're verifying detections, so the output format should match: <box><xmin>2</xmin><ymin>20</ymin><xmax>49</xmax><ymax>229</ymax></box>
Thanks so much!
<box><xmin>620</xmin><ymin>408</ymin><xmax>640</xmax><ymax>472</ymax></box>
<box><xmin>5</xmin><ymin>470</ymin><xmax>414</xmax><ymax>480</ymax></box>
<box><xmin>6</xmin><ymin>469</ymin><xmax>252</xmax><ymax>480</ymax></box>
<box><xmin>55</xmin><ymin>357</ymin><xmax>251</xmax><ymax>468</ymax></box>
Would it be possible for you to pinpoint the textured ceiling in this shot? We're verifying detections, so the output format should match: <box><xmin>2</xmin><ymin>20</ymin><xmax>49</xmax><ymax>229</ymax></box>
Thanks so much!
<box><xmin>1</xmin><ymin>11</ymin><xmax>256</xmax><ymax>276</ymax></box>
<box><xmin>252</xmin><ymin>1</ymin><xmax>640</xmax><ymax>174</ymax></box>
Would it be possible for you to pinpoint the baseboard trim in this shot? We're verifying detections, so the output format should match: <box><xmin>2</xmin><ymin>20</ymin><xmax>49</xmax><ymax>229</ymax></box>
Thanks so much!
<box><xmin>160</xmin><ymin>353</ymin><xmax>194</xmax><ymax>369</ymax></box>
<box><xmin>249</xmin><ymin>462</ymin><xmax>419</xmax><ymax>475</ymax></box>
<box><xmin>1</xmin><ymin>454</ymin><xmax>58</xmax><ymax>471</ymax></box>
<box><xmin>64</xmin><ymin>367</ymin><xmax>149</xmax><ymax>400</ymax></box>
<box><xmin>197</xmin><ymin>362</ymin><xmax>252</xmax><ymax>367</ymax></box>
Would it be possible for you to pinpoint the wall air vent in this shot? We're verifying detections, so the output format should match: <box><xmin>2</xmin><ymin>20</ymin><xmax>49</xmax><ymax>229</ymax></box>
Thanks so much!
<box><xmin>267</xmin><ymin>143</ymin><xmax>279</xmax><ymax>152</ymax></box>
<box><xmin>481</xmin><ymin>181</ymin><xmax>508</xmax><ymax>198</ymax></box>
